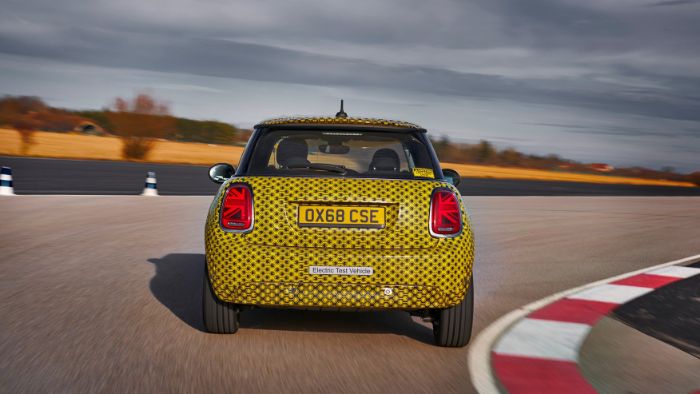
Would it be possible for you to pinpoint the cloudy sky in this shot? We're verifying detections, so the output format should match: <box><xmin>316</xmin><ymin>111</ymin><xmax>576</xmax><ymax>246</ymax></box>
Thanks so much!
<box><xmin>1</xmin><ymin>0</ymin><xmax>699</xmax><ymax>171</ymax></box>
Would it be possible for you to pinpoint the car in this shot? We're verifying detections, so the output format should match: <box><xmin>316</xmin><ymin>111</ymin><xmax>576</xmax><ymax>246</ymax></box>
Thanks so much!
<box><xmin>203</xmin><ymin>107</ymin><xmax>475</xmax><ymax>347</ymax></box>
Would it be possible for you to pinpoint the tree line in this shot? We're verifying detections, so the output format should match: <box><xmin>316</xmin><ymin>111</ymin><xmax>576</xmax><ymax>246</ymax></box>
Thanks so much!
<box><xmin>430</xmin><ymin>135</ymin><xmax>700</xmax><ymax>185</ymax></box>
<box><xmin>0</xmin><ymin>94</ymin><xmax>250</xmax><ymax>159</ymax></box>
<box><xmin>1</xmin><ymin>94</ymin><xmax>698</xmax><ymax>185</ymax></box>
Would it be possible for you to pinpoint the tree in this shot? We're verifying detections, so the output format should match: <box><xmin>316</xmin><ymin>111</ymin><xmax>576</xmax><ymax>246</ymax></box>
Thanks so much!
<box><xmin>475</xmin><ymin>140</ymin><xmax>495</xmax><ymax>163</ymax></box>
<box><xmin>173</xmin><ymin>118</ymin><xmax>238</xmax><ymax>144</ymax></box>
<box><xmin>499</xmin><ymin>148</ymin><xmax>522</xmax><ymax>166</ymax></box>
<box><xmin>430</xmin><ymin>135</ymin><xmax>451</xmax><ymax>160</ymax></box>
<box><xmin>688</xmin><ymin>172</ymin><xmax>700</xmax><ymax>186</ymax></box>
<box><xmin>12</xmin><ymin>116</ymin><xmax>40</xmax><ymax>154</ymax></box>
<box><xmin>0</xmin><ymin>96</ymin><xmax>46</xmax><ymax>154</ymax></box>
<box><xmin>107</xmin><ymin>93</ymin><xmax>175</xmax><ymax>160</ymax></box>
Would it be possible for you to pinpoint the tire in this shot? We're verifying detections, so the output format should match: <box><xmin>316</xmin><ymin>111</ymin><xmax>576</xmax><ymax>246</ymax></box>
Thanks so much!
<box><xmin>202</xmin><ymin>266</ymin><xmax>240</xmax><ymax>334</ymax></box>
<box><xmin>433</xmin><ymin>278</ymin><xmax>473</xmax><ymax>347</ymax></box>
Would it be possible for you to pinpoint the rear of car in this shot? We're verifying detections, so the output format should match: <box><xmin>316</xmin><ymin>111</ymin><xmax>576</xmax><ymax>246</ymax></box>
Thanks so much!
<box><xmin>203</xmin><ymin>117</ymin><xmax>475</xmax><ymax>346</ymax></box>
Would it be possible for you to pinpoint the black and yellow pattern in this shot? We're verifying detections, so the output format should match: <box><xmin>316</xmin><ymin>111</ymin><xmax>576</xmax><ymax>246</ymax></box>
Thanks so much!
<box><xmin>257</xmin><ymin>116</ymin><xmax>422</xmax><ymax>129</ymax></box>
<box><xmin>205</xmin><ymin>177</ymin><xmax>474</xmax><ymax>309</ymax></box>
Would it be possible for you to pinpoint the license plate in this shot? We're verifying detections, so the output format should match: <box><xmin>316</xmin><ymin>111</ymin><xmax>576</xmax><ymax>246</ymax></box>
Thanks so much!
<box><xmin>309</xmin><ymin>266</ymin><xmax>374</xmax><ymax>276</ymax></box>
<box><xmin>298</xmin><ymin>205</ymin><xmax>385</xmax><ymax>228</ymax></box>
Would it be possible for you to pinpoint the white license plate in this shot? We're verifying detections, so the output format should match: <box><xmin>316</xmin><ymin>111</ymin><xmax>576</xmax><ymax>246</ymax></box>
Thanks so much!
<box><xmin>309</xmin><ymin>266</ymin><xmax>374</xmax><ymax>276</ymax></box>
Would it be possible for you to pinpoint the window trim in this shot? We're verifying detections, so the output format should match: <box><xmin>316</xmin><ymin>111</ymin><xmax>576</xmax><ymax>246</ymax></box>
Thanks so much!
<box><xmin>238</xmin><ymin>127</ymin><xmax>443</xmax><ymax>181</ymax></box>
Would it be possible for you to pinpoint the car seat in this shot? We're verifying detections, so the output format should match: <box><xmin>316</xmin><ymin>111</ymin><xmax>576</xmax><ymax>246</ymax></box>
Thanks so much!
<box><xmin>368</xmin><ymin>148</ymin><xmax>400</xmax><ymax>173</ymax></box>
<box><xmin>276</xmin><ymin>138</ymin><xmax>310</xmax><ymax>168</ymax></box>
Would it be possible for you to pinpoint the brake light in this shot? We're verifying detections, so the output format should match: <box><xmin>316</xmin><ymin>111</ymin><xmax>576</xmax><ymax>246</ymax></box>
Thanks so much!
<box><xmin>430</xmin><ymin>189</ymin><xmax>462</xmax><ymax>237</ymax></box>
<box><xmin>220</xmin><ymin>184</ymin><xmax>253</xmax><ymax>231</ymax></box>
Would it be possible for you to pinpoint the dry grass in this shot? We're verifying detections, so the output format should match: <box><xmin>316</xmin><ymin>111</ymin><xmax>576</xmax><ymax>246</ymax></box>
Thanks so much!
<box><xmin>443</xmin><ymin>162</ymin><xmax>694</xmax><ymax>187</ymax></box>
<box><xmin>0</xmin><ymin>128</ymin><xmax>243</xmax><ymax>165</ymax></box>
<box><xmin>0</xmin><ymin>128</ymin><xmax>694</xmax><ymax>187</ymax></box>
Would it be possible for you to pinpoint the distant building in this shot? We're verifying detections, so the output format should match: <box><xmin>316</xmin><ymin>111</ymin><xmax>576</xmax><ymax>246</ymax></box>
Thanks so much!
<box><xmin>590</xmin><ymin>163</ymin><xmax>614</xmax><ymax>172</ymax></box>
<box><xmin>74</xmin><ymin>121</ymin><xmax>106</xmax><ymax>136</ymax></box>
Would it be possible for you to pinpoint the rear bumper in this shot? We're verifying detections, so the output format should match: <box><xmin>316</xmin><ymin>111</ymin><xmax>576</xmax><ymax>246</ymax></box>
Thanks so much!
<box><xmin>205</xmin><ymin>241</ymin><xmax>474</xmax><ymax>310</ymax></box>
<box><xmin>225</xmin><ymin>281</ymin><xmax>456</xmax><ymax>310</ymax></box>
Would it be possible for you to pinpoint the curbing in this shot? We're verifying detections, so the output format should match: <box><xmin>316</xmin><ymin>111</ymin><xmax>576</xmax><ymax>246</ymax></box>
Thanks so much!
<box><xmin>468</xmin><ymin>253</ymin><xmax>700</xmax><ymax>393</ymax></box>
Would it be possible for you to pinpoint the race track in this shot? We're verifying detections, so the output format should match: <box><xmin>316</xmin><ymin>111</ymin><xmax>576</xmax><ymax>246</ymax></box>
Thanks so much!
<box><xmin>2</xmin><ymin>196</ymin><xmax>699</xmax><ymax>392</ymax></box>
<box><xmin>3</xmin><ymin>156</ymin><xmax>700</xmax><ymax>196</ymax></box>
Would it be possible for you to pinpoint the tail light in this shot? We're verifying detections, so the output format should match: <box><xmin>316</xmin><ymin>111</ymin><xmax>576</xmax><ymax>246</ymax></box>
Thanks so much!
<box><xmin>220</xmin><ymin>184</ymin><xmax>253</xmax><ymax>232</ymax></box>
<box><xmin>430</xmin><ymin>189</ymin><xmax>462</xmax><ymax>237</ymax></box>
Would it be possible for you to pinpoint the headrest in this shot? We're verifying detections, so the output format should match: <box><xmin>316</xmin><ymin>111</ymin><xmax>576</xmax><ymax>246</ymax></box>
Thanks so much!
<box><xmin>276</xmin><ymin>138</ymin><xmax>310</xmax><ymax>168</ymax></box>
<box><xmin>369</xmin><ymin>149</ymin><xmax>400</xmax><ymax>172</ymax></box>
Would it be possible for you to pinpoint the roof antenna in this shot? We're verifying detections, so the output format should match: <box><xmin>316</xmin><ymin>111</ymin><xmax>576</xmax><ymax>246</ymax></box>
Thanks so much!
<box><xmin>335</xmin><ymin>99</ymin><xmax>348</xmax><ymax>118</ymax></box>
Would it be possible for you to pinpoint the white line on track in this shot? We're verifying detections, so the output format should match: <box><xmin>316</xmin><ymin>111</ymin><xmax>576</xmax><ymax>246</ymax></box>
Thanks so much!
<box><xmin>567</xmin><ymin>284</ymin><xmax>653</xmax><ymax>304</ymax></box>
<box><xmin>467</xmin><ymin>252</ymin><xmax>700</xmax><ymax>394</ymax></box>
<box><xmin>492</xmin><ymin>319</ymin><xmax>591</xmax><ymax>361</ymax></box>
<box><xmin>648</xmin><ymin>265</ymin><xmax>700</xmax><ymax>278</ymax></box>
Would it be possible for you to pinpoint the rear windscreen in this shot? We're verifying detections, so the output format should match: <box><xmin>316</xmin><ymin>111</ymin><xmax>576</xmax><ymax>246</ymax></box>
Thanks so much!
<box><xmin>245</xmin><ymin>130</ymin><xmax>437</xmax><ymax>179</ymax></box>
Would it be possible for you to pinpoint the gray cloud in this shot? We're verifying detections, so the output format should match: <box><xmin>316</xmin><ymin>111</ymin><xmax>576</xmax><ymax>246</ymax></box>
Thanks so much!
<box><xmin>649</xmin><ymin>0</ymin><xmax>700</xmax><ymax>7</ymax></box>
<box><xmin>477</xmin><ymin>0</ymin><xmax>700</xmax><ymax>53</ymax></box>
<box><xmin>1</xmin><ymin>0</ymin><xmax>699</xmax><ymax>171</ymax></box>
<box><xmin>1</xmin><ymin>26</ymin><xmax>698</xmax><ymax>123</ymax></box>
<box><xmin>523</xmin><ymin>122</ymin><xmax>699</xmax><ymax>139</ymax></box>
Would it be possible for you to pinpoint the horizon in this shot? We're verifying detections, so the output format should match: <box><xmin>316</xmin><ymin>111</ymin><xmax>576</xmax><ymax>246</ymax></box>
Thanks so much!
<box><xmin>1</xmin><ymin>92</ymin><xmax>697</xmax><ymax>174</ymax></box>
<box><xmin>1</xmin><ymin>0</ymin><xmax>698</xmax><ymax>172</ymax></box>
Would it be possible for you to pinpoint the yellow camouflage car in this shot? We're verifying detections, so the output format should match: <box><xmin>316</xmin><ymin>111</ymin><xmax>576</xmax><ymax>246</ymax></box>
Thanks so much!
<box><xmin>203</xmin><ymin>107</ymin><xmax>475</xmax><ymax>347</ymax></box>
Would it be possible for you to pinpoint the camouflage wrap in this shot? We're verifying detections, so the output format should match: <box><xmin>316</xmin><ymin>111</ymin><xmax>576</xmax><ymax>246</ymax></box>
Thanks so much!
<box><xmin>205</xmin><ymin>177</ymin><xmax>474</xmax><ymax>309</ymax></box>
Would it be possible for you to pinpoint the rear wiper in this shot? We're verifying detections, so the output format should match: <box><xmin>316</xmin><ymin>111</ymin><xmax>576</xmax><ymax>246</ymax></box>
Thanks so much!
<box><xmin>287</xmin><ymin>163</ymin><xmax>347</xmax><ymax>174</ymax></box>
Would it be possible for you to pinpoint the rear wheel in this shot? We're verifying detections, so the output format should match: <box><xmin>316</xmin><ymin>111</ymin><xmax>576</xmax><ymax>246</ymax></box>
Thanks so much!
<box><xmin>202</xmin><ymin>267</ymin><xmax>240</xmax><ymax>334</ymax></box>
<box><xmin>433</xmin><ymin>279</ymin><xmax>473</xmax><ymax>347</ymax></box>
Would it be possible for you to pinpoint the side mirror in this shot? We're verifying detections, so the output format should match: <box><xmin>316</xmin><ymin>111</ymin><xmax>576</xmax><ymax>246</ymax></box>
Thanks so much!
<box><xmin>442</xmin><ymin>168</ymin><xmax>461</xmax><ymax>186</ymax></box>
<box><xmin>209</xmin><ymin>163</ymin><xmax>236</xmax><ymax>184</ymax></box>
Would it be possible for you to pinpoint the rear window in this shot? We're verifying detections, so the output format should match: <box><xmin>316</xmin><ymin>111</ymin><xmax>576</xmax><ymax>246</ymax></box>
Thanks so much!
<box><xmin>245</xmin><ymin>130</ymin><xmax>437</xmax><ymax>179</ymax></box>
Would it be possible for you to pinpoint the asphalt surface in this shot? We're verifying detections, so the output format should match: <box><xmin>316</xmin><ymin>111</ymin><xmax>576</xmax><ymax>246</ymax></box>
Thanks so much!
<box><xmin>1</xmin><ymin>156</ymin><xmax>218</xmax><ymax>195</ymax></box>
<box><xmin>3</xmin><ymin>156</ymin><xmax>700</xmax><ymax>196</ymax></box>
<box><xmin>612</xmin><ymin>260</ymin><xmax>700</xmax><ymax>358</ymax></box>
<box><xmin>2</xmin><ymin>196</ymin><xmax>699</xmax><ymax>393</ymax></box>
<box><xmin>581</xmin><ymin>317</ymin><xmax>700</xmax><ymax>393</ymax></box>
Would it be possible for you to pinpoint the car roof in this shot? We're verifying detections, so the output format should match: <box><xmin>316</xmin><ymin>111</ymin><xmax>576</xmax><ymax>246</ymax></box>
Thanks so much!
<box><xmin>255</xmin><ymin>116</ymin><xmax>426</xmax><ymax>132</ymax></box>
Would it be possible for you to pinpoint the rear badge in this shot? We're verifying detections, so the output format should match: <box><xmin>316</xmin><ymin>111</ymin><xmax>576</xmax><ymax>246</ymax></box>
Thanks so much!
<box><xmin>309</xmin><ymin>266</ymin><xmax>374</xmax><ymax>276</ymax></box>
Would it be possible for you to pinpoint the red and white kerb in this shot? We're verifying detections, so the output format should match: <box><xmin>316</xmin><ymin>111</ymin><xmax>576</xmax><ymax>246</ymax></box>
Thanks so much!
<box><xmin>491</xmin><ymin>265</ymin><xmax>700</xmax><ymax>393</ymax></box>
